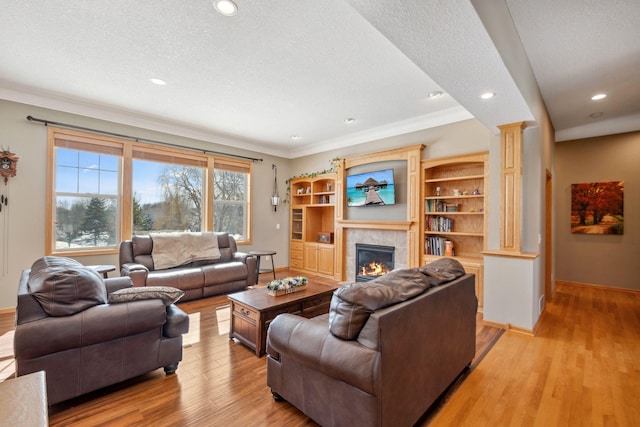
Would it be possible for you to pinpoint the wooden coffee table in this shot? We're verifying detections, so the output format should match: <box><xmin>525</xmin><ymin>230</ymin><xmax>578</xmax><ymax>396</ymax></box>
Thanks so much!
<box><xmin>228</xmin><ymin>282</ymin><xmax>338</xmax><ymax>357</ymax></box>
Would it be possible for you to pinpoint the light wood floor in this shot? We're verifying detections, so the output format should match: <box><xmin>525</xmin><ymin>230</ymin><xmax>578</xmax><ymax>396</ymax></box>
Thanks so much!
<box><xmin>429</xmin><ymin>282</ymin><xmax>640</xmax><ymax>427</ymax></box>
<box><xmin>1</xmin><ymin>276</ymin><xmax>639</xmax><ymax>426</ymax></box>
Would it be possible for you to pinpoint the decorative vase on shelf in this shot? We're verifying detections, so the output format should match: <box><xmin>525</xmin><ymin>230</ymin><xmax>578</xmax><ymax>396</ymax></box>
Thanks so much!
<box><xmin>445</xmin><ymin>240</ymin><xmax>454</xmax><ymax>257</ymax></box>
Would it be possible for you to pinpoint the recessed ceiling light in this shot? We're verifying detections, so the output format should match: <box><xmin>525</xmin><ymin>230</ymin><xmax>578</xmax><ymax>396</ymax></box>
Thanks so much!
<box><xmin>480</xmin><ymin>92</ymin><xmax>495</xmax><ymax>100</ymax></box>
<box><xmin>590</xmin><ymin>112</ymin><xmax>604</xmax><ymax>118</ymax></box>
<box><xmin>213</xmin><ymin>0</ymin><xmax>238</xmax><ymax>16</ymax></box>
<box><xmin>290</xmin><ymin>135</ymin><xmax>300</xmax><ymax>140</ymax></box>
<box><xmin>344</xmin><ymin>117</ymin><xmax>356</xmax><ymax>124</ymax></box>
<box><xmin>149</xmin><ymin>78</ymin><xmax>167</xmax><ymax>85</ymax></box>
<box><xmin>591</xmin><ymin>93</ymin><xmax>607</xmax><ymax>101</ymax></box>
<box><xmin>427</xmin><ymin>91</ymin><xmax>443</xmax><ymax>99</ymax></box>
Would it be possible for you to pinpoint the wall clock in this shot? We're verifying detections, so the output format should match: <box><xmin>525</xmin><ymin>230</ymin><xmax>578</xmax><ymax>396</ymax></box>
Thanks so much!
<box><xmin>0</xmin><ymin>150</ymin><xmax>19</xmax><ymax>184</ymax></box>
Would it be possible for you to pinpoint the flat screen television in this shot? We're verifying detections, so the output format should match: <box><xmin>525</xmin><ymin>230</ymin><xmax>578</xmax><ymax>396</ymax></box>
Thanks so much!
<box><xmin>346</xmin><ymin>168</ymin><xmax>395</xmax><ymax>207</ymax></box>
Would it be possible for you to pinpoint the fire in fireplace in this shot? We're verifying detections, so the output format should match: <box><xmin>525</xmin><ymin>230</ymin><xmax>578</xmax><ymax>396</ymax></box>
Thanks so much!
<box><xmin>355</xmin><ymin>243</ymin><xmax>395</xmax><ymax>282</ymax></box>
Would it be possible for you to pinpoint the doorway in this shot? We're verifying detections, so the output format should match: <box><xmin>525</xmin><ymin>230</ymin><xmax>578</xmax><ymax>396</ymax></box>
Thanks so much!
<box><xmin>545</xmin><ymin>170</ymin><xmax>553</xmax><ymax>301</ymax></box>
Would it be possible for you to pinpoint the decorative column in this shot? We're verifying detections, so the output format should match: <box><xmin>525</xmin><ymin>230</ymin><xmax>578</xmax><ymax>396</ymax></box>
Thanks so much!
<box><xmin>497</xmin><ymin>121</ymin><xmax>526</xmax><ymax>253</ymax></box>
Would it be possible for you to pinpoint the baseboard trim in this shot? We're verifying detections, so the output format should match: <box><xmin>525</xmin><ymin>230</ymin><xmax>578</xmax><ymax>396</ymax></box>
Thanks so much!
<box><xmin>0</xmin><ymin>307</ymin><xmax>15</xmax><ymax>315</ymax></box>
<box><xmin>482</xmin><ymin>319</ymin><xmax>505</xmax><ymax>330</ymax></box>
<box><xmin>482</xmin><ymin>319</ymin><xmax>535</xmax><ymax>336</ymax></box>
<box><xmin>556</xmin><ymin>280</ymin><xmax>640</xmax><ymax>294</ymax></box>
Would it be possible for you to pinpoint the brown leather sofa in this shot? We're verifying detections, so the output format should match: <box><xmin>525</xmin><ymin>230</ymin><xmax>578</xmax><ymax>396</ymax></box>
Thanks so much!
<box><xmin>14</xmin><ymin>257</ymin><xmax>189</xmax><ymax>405</ymax></box>
<box><xmin>119</xmin><ymin>232</ymin><xmax>257</xmax><ymax>301</ymax></box>
<box><xmin>266</xmin><ymin>259</ymin><xmax>477</xmax><ymax>427</ymax></box>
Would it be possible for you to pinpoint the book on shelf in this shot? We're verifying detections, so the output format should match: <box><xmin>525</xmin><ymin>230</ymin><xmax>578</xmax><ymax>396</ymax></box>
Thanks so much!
<box><xmin>425</xmin><ymin>236</ymin><xmax>449</xmax><ymax>256</ymax></box>
<box><xmin>426</xmin><ymin>199</ymin><xmax>446</xmax><ymax>212</ymax></box>
<box><xmin>426</xmin><ymin>216</ymin><xmax>453</xmax><ymax>232</ymax></box>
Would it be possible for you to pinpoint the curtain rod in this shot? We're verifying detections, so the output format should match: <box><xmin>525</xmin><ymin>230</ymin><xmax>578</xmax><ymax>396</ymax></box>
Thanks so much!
<box><xmin>26</xmin><ymin>115</ymin><xmax>263</xmax><ymax>163</ymax></box>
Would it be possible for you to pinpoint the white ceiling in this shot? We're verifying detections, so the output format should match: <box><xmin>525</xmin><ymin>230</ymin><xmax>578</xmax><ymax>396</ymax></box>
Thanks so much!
<box><xmin>1</xmin><ymin>0</ymin><xmax>639</xmax><ymax>158</ymax></box>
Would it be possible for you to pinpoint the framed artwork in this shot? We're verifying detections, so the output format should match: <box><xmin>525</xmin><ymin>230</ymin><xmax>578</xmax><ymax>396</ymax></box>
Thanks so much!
<box><xmin>571</xmin><ymin>181</ymin><xmax>624</xmax><ymax>235</ymax></box>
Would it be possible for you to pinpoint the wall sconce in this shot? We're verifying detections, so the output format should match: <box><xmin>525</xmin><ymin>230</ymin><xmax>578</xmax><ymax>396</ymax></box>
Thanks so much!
<box><xmin>271</xmin><ymin>164</ymin><xmax>280</xmax><ymax>211</ymax></box>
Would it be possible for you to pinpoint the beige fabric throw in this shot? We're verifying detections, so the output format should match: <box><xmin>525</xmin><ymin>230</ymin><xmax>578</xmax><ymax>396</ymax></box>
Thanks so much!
<box><xmin>150</xmin><ymin>232</ymin><xmax>220</xmax><ymax>270</ymax></box>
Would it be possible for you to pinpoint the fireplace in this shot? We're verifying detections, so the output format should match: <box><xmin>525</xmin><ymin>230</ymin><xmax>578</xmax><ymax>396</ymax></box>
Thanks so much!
<box><xmin>355</xmin><ymin>243</ymin><xmax>395</xmax><ymax>282</ymax></box>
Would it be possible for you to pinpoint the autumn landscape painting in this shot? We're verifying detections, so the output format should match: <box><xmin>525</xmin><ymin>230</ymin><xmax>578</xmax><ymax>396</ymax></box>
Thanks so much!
<box><xmin>571</xmin><ymin>181</ymin><xmax>624</xmax><ymax>235</ymax></box>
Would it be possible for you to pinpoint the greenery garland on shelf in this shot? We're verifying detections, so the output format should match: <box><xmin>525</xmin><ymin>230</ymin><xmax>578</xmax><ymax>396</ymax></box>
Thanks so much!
<box><xmin>284</xmin><ymin>157</ymin><xmax>341</xmax><ymax>204</ymax></box>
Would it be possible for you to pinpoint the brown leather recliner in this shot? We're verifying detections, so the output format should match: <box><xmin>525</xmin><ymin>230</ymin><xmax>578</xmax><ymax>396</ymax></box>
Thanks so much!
<box><xmin>14</xmin><ymin>256</ymin><xmax>190</xmax><ymax>405</ymax></box>
<box><xmin>267</xmin><ymin>260</ymin><xmax>477</xmax><ymax>427</ymax></box>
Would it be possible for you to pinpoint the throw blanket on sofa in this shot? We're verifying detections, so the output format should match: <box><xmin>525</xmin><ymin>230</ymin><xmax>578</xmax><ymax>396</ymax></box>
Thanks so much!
<box><xmin>150</xmin><ymin>232</ymin><xmax>221</xmax><ymax>270</ymax></box>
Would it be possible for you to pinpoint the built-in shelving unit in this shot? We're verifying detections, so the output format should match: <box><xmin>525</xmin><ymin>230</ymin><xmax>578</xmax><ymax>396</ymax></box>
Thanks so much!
<box><xmin>421</xmin><ymin>152</ymin><xmax>488</xmax><ymax>310</ymax></box>
<box><xmin>289</xmin><ymin>173</ymin><xmax>336</xmax><ymax>278</ymax></box>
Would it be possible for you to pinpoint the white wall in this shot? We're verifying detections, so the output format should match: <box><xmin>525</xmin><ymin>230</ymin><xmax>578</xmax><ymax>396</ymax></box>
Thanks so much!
<box><xmin>484</xmin><ymin>255</ymin><xmax>541</xmax><ymax>329</ymax></box>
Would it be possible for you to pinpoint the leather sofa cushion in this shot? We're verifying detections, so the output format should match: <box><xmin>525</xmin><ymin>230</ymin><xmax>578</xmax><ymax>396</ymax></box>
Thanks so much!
<box><xmin>329</xmin><ymin>268</ymin><xmax>433</xmax><ymax>340</ymax></box>
<box><xmin>268</xmin><ymin>313</ymin><xmax>379</xmax><ymax>395</ymax></box>
<box><xmin>201</xmin><ymin>262</ymin><xmax>247</xmax><ymax>285</ymax></box>
<box><xmin>327</xmin><ymin>296</ymin><xmax>371</xmax><ymax>340</ymax></box>
<box><xmin>132</xmin><ymin>235</ymin><xmax>153</xmax><ymax>257</ymax></box>
<box><xmin>418</xmin><ymin>257</ymin><xmax>466</xmax><ymax>285</ymax></box>
<box><xmin>132</xmin><ymin>236</ymin><xmax>155</xmax><ymax>270</ymax></box>
<box><xmin>27</xmin><ymin>257</ymin><xmax>107</xmax><ymax>317</ymax></box>
<box><xmin>14</xmin><ymin>299</ymin><xmax>166</xmax><ymax>359</ymax></box>
<box><xmin>328</xmin><ymin>260</ymin><xmax>465</xmax><ymax>341</ymax></box>
<box><xmin>146</xmin><ymin>267</ymin><xmax>204</xmax><ymax>290</ymax></box>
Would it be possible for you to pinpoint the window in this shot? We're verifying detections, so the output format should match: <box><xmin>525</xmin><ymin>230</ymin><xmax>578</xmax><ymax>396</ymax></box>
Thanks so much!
<box><xmin>50</xmin><ymin>131</ymin><xmax>123</xmax><ymax>253</ymax></box>
<box><xmin>213</xmin><ymin>159</ymin><xmax>252</xmax><ymax>243</ymax></box>
<box><xmin>132</xmin><ymin>147</ymin><xmax>206</xmax><ymax>235</ymax></box>
<box><xmin>47</xmin><ymin>128</ymin><xmax>253</xmax><ymax>255</ymax></box>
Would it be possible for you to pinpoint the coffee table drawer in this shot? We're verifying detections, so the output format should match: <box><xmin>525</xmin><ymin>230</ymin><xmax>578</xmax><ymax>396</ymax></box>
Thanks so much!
<box><xmin>264</xmin><ymin>303</ymin><xmax>303</xmax><ymax>322</ymax></box>
<box><xmin>233</xmin><ymin>303</ymin><xmax>258</xmax><ymax>321</ymax></box>
<box><xmin>302</xmin><ymin>293</ymin><xmax>333</xmax><ymax>312</ymax></box>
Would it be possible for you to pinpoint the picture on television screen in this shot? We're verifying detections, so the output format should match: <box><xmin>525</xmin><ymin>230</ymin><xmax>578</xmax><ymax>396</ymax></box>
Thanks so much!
<box><xmin>346</xmin><ymin>169</ymin><xmax>396</xmax><ymax>207</ymax></box>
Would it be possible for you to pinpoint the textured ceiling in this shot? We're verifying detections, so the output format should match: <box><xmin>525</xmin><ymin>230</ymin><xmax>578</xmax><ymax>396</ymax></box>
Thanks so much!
<box><xmin>505</xmin><ymin>0</ymin><xmax>640</xmax><ymax>141</ymax></box>
<box><xmin>0</xmin><ymin>1</ymin><xmax>638</xmax><ymax>158</ymax></box>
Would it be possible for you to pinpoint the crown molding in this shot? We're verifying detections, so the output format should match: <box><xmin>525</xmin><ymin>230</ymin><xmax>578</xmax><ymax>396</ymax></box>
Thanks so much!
<box><xmin>289</xmin><ymin>106</ymin><xmax>473</xmax><ymax>158</ymax></box>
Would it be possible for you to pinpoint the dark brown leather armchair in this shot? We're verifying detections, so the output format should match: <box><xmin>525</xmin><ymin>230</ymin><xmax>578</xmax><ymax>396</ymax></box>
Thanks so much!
<box><xmin>267</xmin><ymin>263</ymin><xmax>477</xmax><ymax>427</ymax></box>
<box><xmin>14</xmin><ymin>257</ymin><xmax>189</xmax><ymax>405</ymax></box>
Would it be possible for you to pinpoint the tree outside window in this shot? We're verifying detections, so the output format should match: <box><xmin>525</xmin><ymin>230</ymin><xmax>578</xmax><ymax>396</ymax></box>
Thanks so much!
<box><xmin>132</xmin><ymin>161</ymin><xmax>204</xmax><ymax>234</ymax></box>
<box><xmin>54</xmin><ymin>148</ymin><xmax>119</xmax><ymax>249</ymax></box>
<box><xmin>214</xmin><ymin>168</ymin><xmax>249</xmax><ymax>241</ymax></box>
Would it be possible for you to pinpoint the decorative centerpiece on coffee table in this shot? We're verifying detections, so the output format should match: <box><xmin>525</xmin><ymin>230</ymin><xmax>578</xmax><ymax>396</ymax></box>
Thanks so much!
<box><xmin>267</xmin><ymin>276</ymin><xmax>308</xmax><ymax>296</ymax></box>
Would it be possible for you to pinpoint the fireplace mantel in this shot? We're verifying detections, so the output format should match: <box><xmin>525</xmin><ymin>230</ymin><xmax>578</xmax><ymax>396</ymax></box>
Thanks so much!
<box><xmin>334</xmin><ymin>144</ymin><xmax>425</xmax><ymax>280</ymax></box>
<box><xmin>337</xmin><ymin>220</ymin><xmax>414</xmax><ymax>231</ymax></box>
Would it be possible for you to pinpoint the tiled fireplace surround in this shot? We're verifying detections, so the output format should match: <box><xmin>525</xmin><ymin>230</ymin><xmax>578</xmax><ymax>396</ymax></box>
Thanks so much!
<box><xmin>345</xmin><ymin>228</ymin><xmax>408</xmax><ymax>282</ymax></box>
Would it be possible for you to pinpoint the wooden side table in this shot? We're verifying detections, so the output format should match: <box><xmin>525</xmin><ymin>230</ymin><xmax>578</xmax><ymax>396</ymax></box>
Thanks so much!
<box><xmin>249</xmin><ymin>250</ymin><xmax>276</xmax><ymax>283</ymax></box>
<box><xmin>87</xmin><ymin>264</ymin><xmax>116</xmax><ymax>278</ymax></box>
